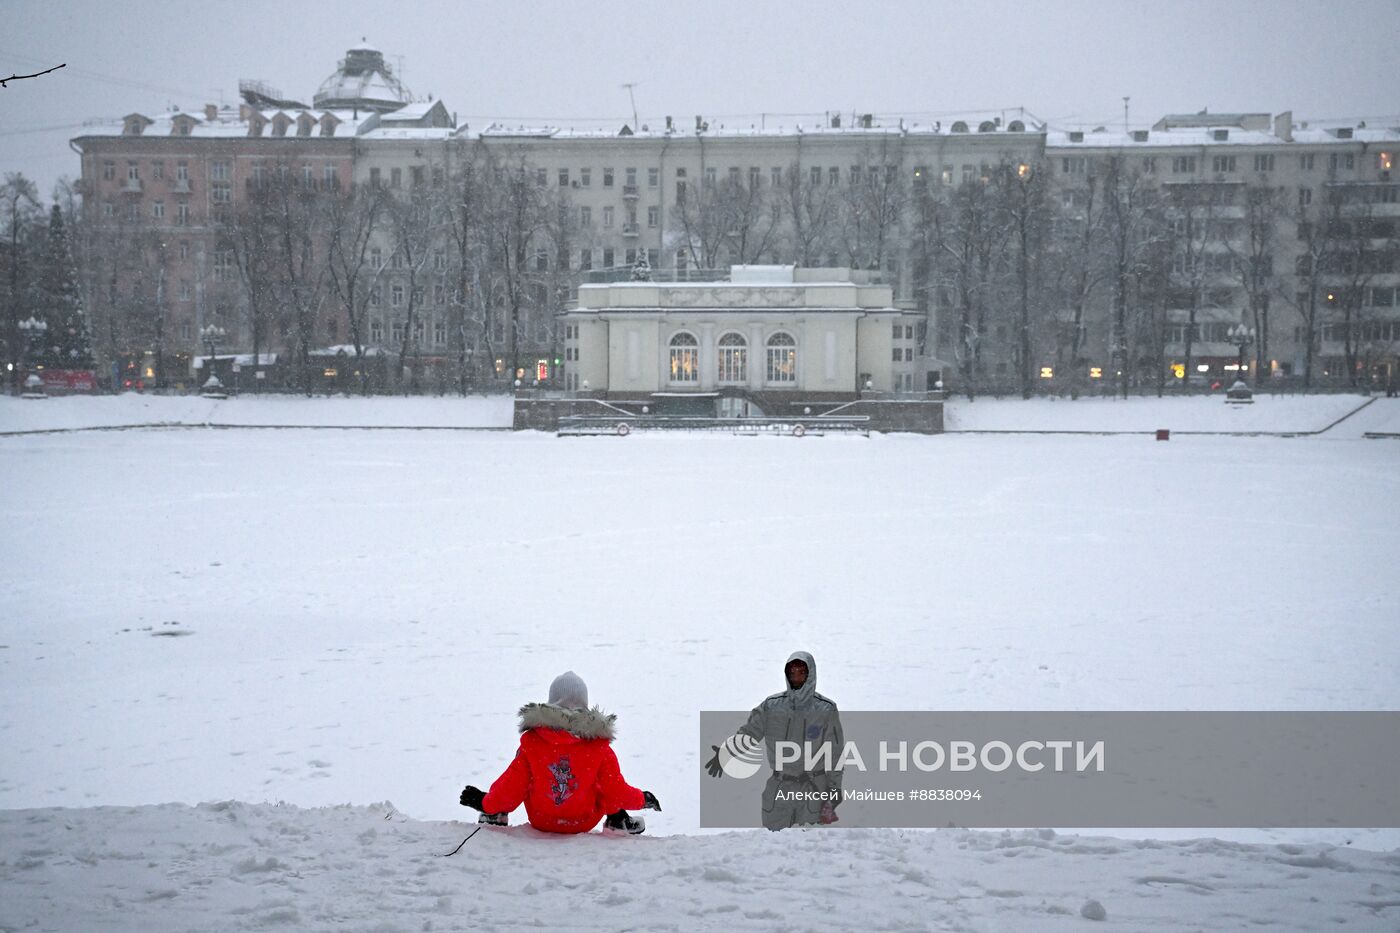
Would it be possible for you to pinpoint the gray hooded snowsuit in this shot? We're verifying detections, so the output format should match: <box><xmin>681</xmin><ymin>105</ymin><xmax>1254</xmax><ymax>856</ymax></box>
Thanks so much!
<box><xmin>728</xmin><ymin>650</ymin><xmax>844</xmax><ymax>830</ymax></box>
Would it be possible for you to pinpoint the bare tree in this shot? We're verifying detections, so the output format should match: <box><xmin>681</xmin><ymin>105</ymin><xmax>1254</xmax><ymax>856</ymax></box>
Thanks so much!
<box><xmin>782</xmin><ymin>161</ymin><xmax>836</xmax><ymax>266</ymax></box>
<box><xmin>1224</xmin><ymin>184</ymin><xmax>1284</xmax><ymax>384</ymax></box>
<box><xmin>995</xmin><ymin>160</ymin><xmax>1051</xmax><ymax>398</ymax></box>
<box><xmin>2</xmin><ymin>172</ymin><xmax>41</xmax><ymax>392</ymax></box>
<box><xmin>1100</xmin><ymin>157</ymin><xmax>1168</xmax><ymax>397</ymax></box>
<box><xmin>1165</xmin><ymin>182</ymin><xmax>1230</xmax><ymax>390</ymax></box>
<box><xmin>324</xmin><ymin>180</ymin><xmax>388</xmax><ymax>394</ymax></box>
<box><xmin>263</xmin><ymin>161</ymin><xmax>331</xmax><ymax>394</ymax></box>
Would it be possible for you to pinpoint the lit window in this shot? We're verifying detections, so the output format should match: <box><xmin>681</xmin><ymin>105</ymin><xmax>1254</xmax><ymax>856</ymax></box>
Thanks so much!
<box><xmin>669</xmin><ymin>332</ymin><xmax>699</xmax><ymax>383</ymax></box>
<box><xmin>717</xmin><ymin>332</ymin><xmax>747</xmax><ymax>383</ymax></box>
<box><xmin>766</xmin><ymin>332</ymin><xmax>797</xmax><ymax>384</ymax></box>
<box><xmin>1039</xmin><ymin>366</ymin><xmax>1054</xmax><ymax>379</ymax></box>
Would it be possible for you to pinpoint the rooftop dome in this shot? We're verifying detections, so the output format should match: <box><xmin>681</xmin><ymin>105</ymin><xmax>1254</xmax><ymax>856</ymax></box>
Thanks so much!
<box><xmin>313</xmin><ymin>40</ymin><xmax>413</xmax><ymax>113</ymax></box>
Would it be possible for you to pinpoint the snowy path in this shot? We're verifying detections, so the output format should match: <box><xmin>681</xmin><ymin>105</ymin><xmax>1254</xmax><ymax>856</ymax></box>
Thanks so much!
<box><xmin>3</xmin><ymin>802</ymin><xmax>1398</xmax><ymax>932</ymax></box>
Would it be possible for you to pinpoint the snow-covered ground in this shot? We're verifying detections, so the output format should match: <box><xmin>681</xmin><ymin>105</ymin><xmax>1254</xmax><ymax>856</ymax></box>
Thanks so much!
<box><xmin>5</xmin><ymin>802</ymin><xmax>1398</xmax><ymax>932</ymax></box>
<box><xmin>2</xmin><ymin>398</ymin><xmax>1398</xmax><ymax>929</ymax></box>
<box><xmin>943</xmin><ymin>392</ymin><xmax>1381</xmax><ymax>433</ymax></box>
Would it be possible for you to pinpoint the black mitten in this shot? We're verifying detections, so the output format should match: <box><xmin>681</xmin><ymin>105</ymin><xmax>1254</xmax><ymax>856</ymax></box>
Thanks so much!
<box><xmin>459</xmin><ymin>785</ymin><xmax>485</xmax><ymax>810</ymax></box>
<box><xmin>641</xmin><ymin>791</ymin><xmax>662</xmax><ymax>811</ymax></box>
<box><xmin>704</xmin><ymin>746</ymin><xmax>723</xmax><ymax>778</ymax></box>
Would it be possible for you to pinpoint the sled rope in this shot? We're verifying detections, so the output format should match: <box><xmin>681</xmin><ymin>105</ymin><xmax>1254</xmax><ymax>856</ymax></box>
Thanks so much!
<box><xmin>441</xmin><ymin>825</ymin><xmax>483</xmax><ymax>857</ymax></box>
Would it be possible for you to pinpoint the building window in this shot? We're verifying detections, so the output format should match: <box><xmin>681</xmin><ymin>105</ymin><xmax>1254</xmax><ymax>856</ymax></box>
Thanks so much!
<box><xmin>212</xmin><ymin>183</ymin><xmax>230</xmax><ymax>203</ymax></box>
<box><xmin>669</xmin><ymin>332</ymin><xmax>699</xmax><ymax>383</ymax></box>
<box><xmin>603</xmin><ymin>167</ymin><xmax>614</xmax><ymax>187</ymax></box>
<box><xmin>127</xmin><ymin>162</ymin><xmax>139</xmax><ymax>181</ymax></box>
<box><xmin>1253</xmin><ymin>154</ymin><xmax>1275</xmax><ymax>173</ymax></box>
<box><xmin>810</xmin><ymin>166</ymin><xmax>822</xmax><ymax>186</ymax></box>
<box><xmin>152</xmin><ymin>201</ymin><xmax>164</xmax><ymax>219</ymax></box>
<box><xmin>771</xmin><ymin>166</ymin><xmax>783</xmax><ymax>187</ymax></box>
<box><xmin>101</xmin><ymin>161</ymin><xmax>115</xmax><ymax>181</ymax></box>
<box><xmin>1061</xmin><ymin>157</ymin><xmax>1087</xmax><ymax>175</ymax></box>
<box><xmin>213</xmin><ymin>249</ymin><xmax>234</xmax><ymax>281</ymax></box>
<box><xmin>433</xmin><ymin>284</ymin><xmax>446</xmax><ymax>305</ymax></box>
<box><xmin>433</xmin><ymin>250</ymin><xmax>445</xmax><ymax>271</ymax></box>
<box><xmin>579</xmin><ymin>248</ymin><xmax>592</xmax><ymax>271</ymax></box>
<box><xmin>603</xmin><ymin>206</ymin><xmax>614</xmax><ymax>228</ymax></box>
<box><xmin>580</xmin><ymin>206</ymin><xmax>592</xmax><ymax>227</ymax></box>
<box><xmin>647</xmin><ymin>206</ymin><xmax>659</xmax><ymax>227</ymax></box>
<box><xmin>603</xmin><ymin>247</ymin><xmax>614</xmax><ymax>267</ymax></box>
<box><xmin>647</xmin><ymin>248</ymin><xmax>658</xmax><ymax>268</ymax></box>
<box><xmin>648</xmin><ymin>167</ymin><xmax>659</xmax><ymax>187</ymax></box>
<box><xmin>892</xmin><ymin>347</ymin><xmax>903</xmax><ymax>362</ymax></box>
<box><xmin>175</xmin><ymin>202</ymin><xmax>189</xmax><ymax>225</ymax></box>
<box><xmin>179</xmin><ymin>280</ymin><xmax>191</xmax><ymax>301</ymax></box>
<box><xmin>1211</xmin><ymin>155</ymin><xmax>1236</xmax><ymax>173</ymax></box>
<box><xmin>370</xmin><ymin>248</ymin><xmax>382</xmax><ymax>269</ymax></box>
<box><xmin>391</xmin><ymin>321</ymin><xmax>404</xmax><ymax>343</ymax></box>
<box><xmin>390</xmin><ymin>251</ymin><xmax>402</xmax><ymax>270</ymax></box>
<box><xmin>535</xmin><ymin>248</ymin><xmax>549</xmax><ymax>272</ymax></box>
<box><xmin>1329</xmin><ymin>152</ymin><xmax>1355</xmax><ymax>171</ymax></box>
<box><xmin>766</xmin><ymin>332</ymin><xmax>797</xmax><ymax>384</ymax></box>
<box><xmin>433</xmin><ymin>320</ymin><xmax>446</xmax><ymax>345</ymax></box>
<box><xmin>152</xmin><ymin>161</ymin><xmax>164</xmax><ymax>180</ymax></box>
<box><xmin>828</xmin><ymin>166</ymin><xmax>840</xmax><ymax>186</ymax></box>
<box><xmin>370</xmin><ymin>167</ymin><xmax>381</xmax><ymax>188</ymax></box>
<box><xmin>717</xmin><ymin>332</ymin><xmax>747</xmax><ymax>383</ymax></box>
<box><xmin>370</xmin><ymin>319</ymin><xmax>382</xmax><ymax>343</ymax></box>
<box><xmin>210</xmin><ymin>161</ymin><xmax>229</xmax><ymax>182</ymax></box>
<box><xmin>580</xmin><ymin>167</ymin><xmax>591</xmax><ymax>187</ymax></box>
<box><xmin>1299</xmin><ymin>154</ymin><xmax>1315</xmax><ymax>171</ymax></box>
<box><xmin>391</xmin><ymin>284</ymin><xmax>403</xmax><ymax>306</ymax></box>
<box><xmin>1172</xmin><ymin>156</ymin><xmax>1197</xmax><ymax>174</ymax></box>
<box><xmin>559</xmin><ymin>168</ymin><xmax>569</xmax><ymax>187</ymax></box>
<box><xmin>625</xmin><ymin>167</ymin><xmax>637</xmax><ymax>187</ymax></box>
<box><xmin>302</xmin><ymin>165</ymin><xmax>314</xmax><ymax>189</ymax></box>
<box><xmin>390</xmin><ymin>167</ymin><xmax>402</xmax><ymax>188</ymax></box>
<box><xmin>749</xmin><ymin>166</ymin><xmax>761</xmax><ymax>187</ymax></box>
<box><xmin>411</xmin><ymin>166</ymin><xmax>424</xmax><ymax>188</ymax></box>
<box><xmin>1142</xmin><ymin>157</ymin><xmax>1156</xmax><ymax>174</ymax></box>
<box><xmin>624</xmin><ymin>248</ymin><xmax>636</xmax><ymax>266</ymax></box>
<box><xmin>849</xmin><ymin>165</ymin><xmax>862</xmax><ymax>185</ymax></box>
<box><xmin>1299</xmin><ymin>187</ymin><xmax>1312</xmax><ymax>207</ymax></box>
<box><xmin>179</xmin><ymin>241</ymin><xmax>190</xmax><ymax>260</ymax></box>
<box><xmin>369</xmin><ymin>287</ymin><xmax>381</xmax><ymax>307</ymax></box>
<box><xmin>704</xmin><ymin>167</ymin><xmax>717</xmax><ymax>188</ymax></box>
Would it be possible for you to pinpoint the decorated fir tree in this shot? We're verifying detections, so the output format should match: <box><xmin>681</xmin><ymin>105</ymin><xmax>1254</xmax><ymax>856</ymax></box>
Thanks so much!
<box><xmin>631</xmin><ymin>250</ymin><xmax>652</xmax><ymax>282</ymax></box>
<box><xmin>38</xmin><ymin>204</ymin><xmax>92</xmax><ymax>369</ymax></box>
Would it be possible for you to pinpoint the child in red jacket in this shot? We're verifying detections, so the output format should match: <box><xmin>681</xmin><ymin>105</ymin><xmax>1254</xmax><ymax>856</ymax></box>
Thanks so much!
<box><xmin>459</xmin><ymin>671</ymin><xmax>660</xmax><ymax>834</ymax></box>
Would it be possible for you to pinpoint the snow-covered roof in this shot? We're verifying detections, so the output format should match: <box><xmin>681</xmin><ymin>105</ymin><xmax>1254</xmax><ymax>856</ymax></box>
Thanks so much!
<box><xmin>1048</xmin><ymin>117</ymin><xmax>1400</xmax><ymax>149</ymax></box>
<box><xmin>75</xmin><ymin>108</ymin><xmax>375</xmax><ymax>140</ymax></box>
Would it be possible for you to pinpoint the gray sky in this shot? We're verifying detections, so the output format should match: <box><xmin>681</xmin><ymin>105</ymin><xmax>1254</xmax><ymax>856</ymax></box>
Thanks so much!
<box><xmin>3</xmin><ymin>0</ymin><xmax>1398</xmax><ymax>199</ymax></box>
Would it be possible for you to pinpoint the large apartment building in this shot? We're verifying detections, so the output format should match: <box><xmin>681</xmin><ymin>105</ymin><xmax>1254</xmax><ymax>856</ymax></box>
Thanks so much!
<box><xmin>70</xmin><ymin>44</ymin><xmax>1398</xmax><ymax>393</ymax></box>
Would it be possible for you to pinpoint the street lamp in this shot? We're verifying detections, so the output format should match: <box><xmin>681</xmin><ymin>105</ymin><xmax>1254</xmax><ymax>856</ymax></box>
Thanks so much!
<box><xmin>1227</xmin><ymin>323</ymin><xmax>1256</xmax><ymax>383</ymax></box>
<box><xmin>17</xmin><ymin>316</ymin><xmax>48</xmax><ymax>397</ymax></box>
<box><xmin>200</xmin><ymin>324</ymin><xmax>227</xmax><ymax>398</ymax></box>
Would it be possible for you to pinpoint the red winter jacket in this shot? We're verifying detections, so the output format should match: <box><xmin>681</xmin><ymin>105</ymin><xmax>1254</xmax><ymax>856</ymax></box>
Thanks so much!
<box><xmin>481</xmin><ymin>702</ymin><xmax>646</xmax><ymax>834</ymax></box>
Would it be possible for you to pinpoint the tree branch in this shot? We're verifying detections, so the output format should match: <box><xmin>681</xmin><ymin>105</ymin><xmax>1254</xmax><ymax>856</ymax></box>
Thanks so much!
<box><xmin>1</xmin><ymin>64</ymin><xmax>66</xmax><ymax>88</ymax></box>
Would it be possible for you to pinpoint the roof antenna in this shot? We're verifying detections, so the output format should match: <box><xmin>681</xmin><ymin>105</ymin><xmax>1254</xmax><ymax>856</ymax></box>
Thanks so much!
<box><xmin>621</xmin><ymin>82</ymin><xmax>639</xmax><ymax>131</ymax></box>
<box><xmin>1123</xmin><ymin>96</ymin><xmax>1130</xmax><ymax>132</ymax></box>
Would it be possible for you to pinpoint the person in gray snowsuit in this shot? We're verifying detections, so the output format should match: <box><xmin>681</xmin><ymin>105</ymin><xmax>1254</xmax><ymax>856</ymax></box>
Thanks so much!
<box><xmin>705</xmin><ymin>651</ymin><xmax>844</xmax><ymax>831</ymax></box>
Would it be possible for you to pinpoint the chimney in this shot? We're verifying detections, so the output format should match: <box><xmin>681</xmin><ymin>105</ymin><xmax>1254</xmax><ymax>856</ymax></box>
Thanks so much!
<box><xmin>861</xmin><ymin>113</ymin><xmax>873</xmax><ymax>128</ymax></box>
<box><xmin>1273</xmin><ymin>110</ymin><xmax>1293</xmax><ymax>142</ymax></box>
<box><xmin>665</xmin><ymin>115</ymin><xmax>672</xmax><ymax>132</ymax></box>
<box><xmin>205</xmin><ymin>103</ymin><xmax>218</xmax><ymax>121</ymax></box>
<box><xmin>831</xmin><ymin>114</ymin><xmax>841</xmax><ymax>128</ymax></box>
<box><xmin>695</xmin><ymin>115</ymin><xmax>702</xmax><ymax>131</ymax></box>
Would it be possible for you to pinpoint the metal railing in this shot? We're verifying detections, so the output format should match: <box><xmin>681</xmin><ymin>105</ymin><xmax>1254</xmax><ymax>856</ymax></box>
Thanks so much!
<box><xmin>557</xmin><ymin>413</ymin><xmax>869</xmax><ymax>437</ymax></box>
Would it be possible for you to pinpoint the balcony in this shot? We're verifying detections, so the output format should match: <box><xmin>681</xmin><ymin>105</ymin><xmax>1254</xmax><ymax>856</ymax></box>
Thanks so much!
<box><xmin>171</xmin><ymin>179</ymin><xmax>191</xmax><ymax>194</ymax></box>
<box><xmin>621</xmin><ymin>222</ymin><xmax>640</xmax><ymax>237</ymax></box>
<box><xmin>622</xmin><ymin>184</ymin><xmax>639</xmax><ymax>199</ymax></box>
<box><xmin>121</xmin><ymin>178</ymin><xmax>142</xmax><ymax>193</ymax></box>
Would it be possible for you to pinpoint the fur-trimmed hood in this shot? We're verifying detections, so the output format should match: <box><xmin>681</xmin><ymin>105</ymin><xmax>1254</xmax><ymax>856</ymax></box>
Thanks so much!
<box><xmin>518</xmin><ymin>702</ymin><xmax>617</xmax><ymax>741</ymax></box>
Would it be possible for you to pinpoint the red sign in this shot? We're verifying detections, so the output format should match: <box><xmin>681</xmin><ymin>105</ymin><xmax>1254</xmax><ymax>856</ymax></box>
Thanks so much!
<box><xmin>40</xmin><ymin>369</ymin><xmax>98</xmax><ymax>392</ymax></box>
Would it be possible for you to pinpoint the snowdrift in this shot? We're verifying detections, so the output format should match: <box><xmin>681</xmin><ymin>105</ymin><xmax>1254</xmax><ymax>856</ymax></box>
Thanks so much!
<box><xmin>3</xmin><ymin>801</ymin><xmax>1397</xmax><ymax>932</ymax></box>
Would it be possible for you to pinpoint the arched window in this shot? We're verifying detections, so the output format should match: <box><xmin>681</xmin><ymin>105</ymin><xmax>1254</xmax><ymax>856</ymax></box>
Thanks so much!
<box><xmin>669</xmin><ymin>331</ymin><xmax>699</xmax><ymax>383</ymax></box>
<box><xmin>717</xmin><ymin>332</ymin><xmax>747</xmax><ymax>383</ymax></box>
<box><xmin>766</xmin><ymin>332</ymin><xmax>797</xmax><ymax>385</ymax></box>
